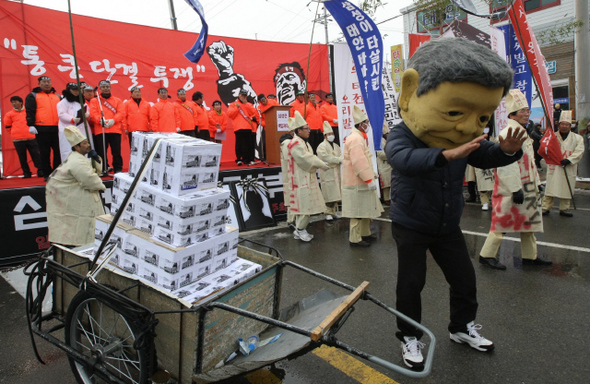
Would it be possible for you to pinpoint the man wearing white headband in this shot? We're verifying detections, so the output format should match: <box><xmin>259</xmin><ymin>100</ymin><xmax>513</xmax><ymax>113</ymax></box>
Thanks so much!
<box><xmin>541</xmin><ymin>110</ymin><xmax>585</xmax><ymax>217</ymax></box>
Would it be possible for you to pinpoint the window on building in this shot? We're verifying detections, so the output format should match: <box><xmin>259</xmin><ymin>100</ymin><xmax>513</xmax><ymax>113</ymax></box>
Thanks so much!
<box><xmin>490</xmin><ymin>0</ymin><xmax>560</xmax><ymax>23</ymax></box>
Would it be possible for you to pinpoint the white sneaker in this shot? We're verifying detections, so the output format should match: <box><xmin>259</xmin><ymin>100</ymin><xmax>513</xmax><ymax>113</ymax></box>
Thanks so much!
<box><xmin>401</xmin><ymin>336</ymin><xmax>425</xmax><ymax>369</ymax></box>
<box><xmin>325</xmin><ymin>214</ymin><xmax>334</xmax><ymax>221</ymax></box>
<box><xmin>450</xmin><ymin>321</ymin><xmax>494</xmax><ymax>352</ymax></box>
<box><xmin>482</xmin><ymin>203</ymin><xmax>489</xmax><ymax>211</ymax></box>
<box><xmin>293</xmin><ymin>229</ymin><xmax>313</xmax><ymax>242</ymax></box>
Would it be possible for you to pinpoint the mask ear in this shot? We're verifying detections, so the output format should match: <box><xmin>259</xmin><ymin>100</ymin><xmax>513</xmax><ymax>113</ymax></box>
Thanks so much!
<box><xmin>399</xmin><ymin>69</ymin><xmax>420</xmax><ymax>112</ymax></box>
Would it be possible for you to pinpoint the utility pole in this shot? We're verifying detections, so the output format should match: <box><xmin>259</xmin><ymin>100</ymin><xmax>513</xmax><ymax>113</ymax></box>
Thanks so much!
<box><xmin>312</xmin><ymin>1</ymin><xmax>334</xmax><ymax>92</ymax></box>
<box><xmin>575</xmin><ymin>0</ymin><xmax>590</xmax><ymax>176</ymax></box>
<box><xmin>168</xmin><ymin>0</ymin><xmax>178</xmax><ymax>30</ymax></box>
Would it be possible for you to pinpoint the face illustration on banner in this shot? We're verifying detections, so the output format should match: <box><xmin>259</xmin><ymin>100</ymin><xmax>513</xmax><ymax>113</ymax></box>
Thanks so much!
<box><xmin>274</xmin><ymin>62</ymin><xmax>307</xmax><ymax>106</ymax></box>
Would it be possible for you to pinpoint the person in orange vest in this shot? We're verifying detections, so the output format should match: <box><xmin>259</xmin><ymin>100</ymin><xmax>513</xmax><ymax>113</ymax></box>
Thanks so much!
<box><xmin>192</xmin><ymin>91</ymin><xmax>211</xmax><ymax>141</ymax></box>
<box><xmin>289</xmin><ymin>91</ymin><xmax>306</xmax><ymax>118</ymax></box>
<box><xmin>306</xmin><ymin>93</ymin><xmax>323</xmax><ymax>153</ymax></box>
<box><xmin>175</xmin><ymin>88</ymin><xmax>198</xmax><ymax>137</ymax></box>
<box><xmin>227</xmin><ymin>88</ymin><xmax>258</xmax><ymax>165</ymax></box>
<box><xmin>89</xmin><ymin>80</ymin><xmax>125</xmax><ymax>174</ymax></box>
<box><xmin>208</xmin><ymin>100</ymin><xmax>228</xmax><ymax>143</ymax></box>
<box><xmin>123</xmin><ymin>87</ymin><xmax>151</xmax><ymax>145</ymax></box>
<box><xmin>257</xmin><ymin>93</ymin><xmax>278</xmax><ymax>128</ymax></box>
<box><xmin>150</xmin><ymin>88</ymin><xmax>180</xmax><ymax>133</ymax></box>
<box><xmin>4</xmin><ymin>96</ymin><xmax>43</xmax><ymax>178</ymax></box>
<box><xmin>320</xmin><ymin>93</ymin><xmax>340</xmax><ymax>145</ymax></box>
<box><xmin>267</xmin><ymin>94</ymin><xmax>277</xmax><ymax>102</ymax></box>
<box><xmin>25</xmin><ymin>75</ymin><xmax>61</xmax><ymax>180</ymax></box>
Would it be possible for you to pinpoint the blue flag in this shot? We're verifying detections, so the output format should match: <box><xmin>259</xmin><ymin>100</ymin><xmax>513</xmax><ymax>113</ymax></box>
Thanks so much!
<box><xmin>324</xmin><ymin>0</ymin><xmax>385</xmax><ymax>150</ymax></box>
<box><xmin>498</xmin><ymin>24</ymin><xmax>533</xmax><ymax>107</ymax></box>
<box><xmin>183</xmin><ymin>0</ymin><xmax>208</xmax><ymax>63</ymax></box>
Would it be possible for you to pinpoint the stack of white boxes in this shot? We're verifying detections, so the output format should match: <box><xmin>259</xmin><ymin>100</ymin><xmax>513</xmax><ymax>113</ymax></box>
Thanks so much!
<box><xmin>95</xmin><ymin>133</ymin><xmax>262</xmax><ymax>304</ymax></box>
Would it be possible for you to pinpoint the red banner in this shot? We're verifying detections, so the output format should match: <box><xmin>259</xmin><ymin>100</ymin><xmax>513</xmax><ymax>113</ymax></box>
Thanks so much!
<box><xmin>0</xmin><ymin>0</ymin><xmax>329</xmax><ymax>176</ymax></box>
<box><xmin>408</xmin><ymin>34</ymin><xmax>431</xmax><ymax>58</ymax></box>
<box><xmin>508</xmin><ymin>0</ymin><xmax>554</xmax><ymax>127</ymax></box>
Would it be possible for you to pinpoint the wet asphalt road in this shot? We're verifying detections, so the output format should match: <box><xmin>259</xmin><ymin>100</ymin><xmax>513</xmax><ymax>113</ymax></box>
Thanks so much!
<box><xmin>2</xmin><ymin>190</ymin><xmax>590</xmax><ymax>384</ymax></box>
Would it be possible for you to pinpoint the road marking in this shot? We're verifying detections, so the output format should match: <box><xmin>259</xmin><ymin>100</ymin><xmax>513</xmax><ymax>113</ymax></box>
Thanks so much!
<box><xmin>245</xmin><ymin>368</ymin><xmax>283</xmax><ymax>384</ymax></box>
<box><xmin>374</xmin><ymin>217</ymin><xmax>590</xmax><ymax>253</ymax></box>
<box><xmin>312</xmin><ymin>345</ymin><xmax>401</xmax><ymax>384</ymax></box>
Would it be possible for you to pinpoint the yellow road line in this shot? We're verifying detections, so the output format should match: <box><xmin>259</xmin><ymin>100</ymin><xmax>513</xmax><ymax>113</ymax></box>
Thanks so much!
<box><xmin>312</xmin><ymin>345</ymin><xmax>401</xmax><ymax>384</ymax></box>
<box><xmin>245</xmin><ymin>368</ymin><xmax>283</xmax><ymax>384</ymax></box>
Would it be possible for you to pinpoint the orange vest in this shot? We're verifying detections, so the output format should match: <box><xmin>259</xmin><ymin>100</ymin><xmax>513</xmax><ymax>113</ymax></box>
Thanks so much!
<box><xmin>195</xmin><ymin>103</ymin><xmax>210</xmax><ymax>131</ymax></box>
<box><xmin>320</xmin><ymin>102</ymin><xmax>338</xmax><ymax>127</ymax></box>
<box><xmin>208</xmin><ymin>109</ymin><xmax>228</xmax><ymax>135</ymax></box>
<box><xmin>124</xmin><ymin>98</ymin><xmax>151</xmax><ymax>133</ymax></box>
<box><xmin>175</xmin><ymin>100</ymin><xmax>198</xmax><ymax>131</ymax></box>
<box><xmin>257</xmin><ymin>99</ymin><xmax>278</xmax><ymax>127</ymax></box>
<box><xmin>306</xmin><ymin>102</ymin><xmax>322</xmax><ymax>130</ymax></box>
<box><xmin>227</xmin><ymin>99</ymin><xmax>257</xmax><ymax>131</ymax></box>
<box><xmin>4</xmin><ymin>109</ymin><xmax>35</xmax><ymax>140</ymax></box>
<box><xmin>150</xmin><ymin>98</ymin><xmax>180</xmax><ymax>133</ymax></box>
<box><xmin>32</xmin><ymin>91</ymin><xmax>60</xmax><ymax>126</ymax></box>
<box><xmin>89</xmin><ymin>95</ymin><xmax>125</xmax><ymax>135</ymax></box>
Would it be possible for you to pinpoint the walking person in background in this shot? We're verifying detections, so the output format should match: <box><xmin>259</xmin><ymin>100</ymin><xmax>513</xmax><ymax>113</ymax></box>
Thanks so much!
<box><xmin>376</xmin><ymin>124</ymin><xmax>392</xmax><ymax>206</ymax></box>
<box><xmin>479</xmin><ymin>89</ymin><xmax>549</xmax><ymax>270</ymax></box>
<box><xmin>342</xmin><ymin>106</ymin><xmax>383</xmax><ymax>248</ymax></box>
<box><xmin>286</xmin><ymin>111</ymin><xmax>330</xmax><ymax>242</ymax></box>
<box><xmin>541</xmin><ymin>110</ymin><xmax>585</xmax><ymax>217</ymax></box>
<box><xmin>316</xmin><ymin>122</ymin><xmax>342</xmax><ymax>221</ymax></box>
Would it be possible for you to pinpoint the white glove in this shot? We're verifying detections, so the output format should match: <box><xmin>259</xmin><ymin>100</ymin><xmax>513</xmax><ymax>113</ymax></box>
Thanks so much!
<box><xmin>106</xmin><ymin>119</ymin><xmax>115</xmax><ymax>128</ymax></box>
<box><xmin>217</xmin><ymin>128</ymin><xmax>221</xmax><ymax>133</ymax></box>
<box><xmin>73</xmin><ymin>117</ymin><xmax>81</xmax><ymax>124</ymax></box>
<box><xmin>176</xmin><ymin>127</ymin><xmax>181</xmax><ymax>132</ymax></box>
<box><xmin>368</xmin><ymin>180</ymin><xmax>378</xmax><ymax>191</ymax></box>
<box><xmin>321</xmin><ymin>162</ymin><xmax>330</xmax><ymax>171</ymax></box>
<box><xmin>333</xmin><ymin>119</ymin><xmax>338</xmax><ymax>124</ymax></box>
<box><xmin>85</xmin><ymin>112</ymin><xmax>90</xmax><ymax>118</ymax></box>
<box><xmin>29</xmin><ymin>126</ymin><xmax>38</xmax><ymax>134</ymax></box>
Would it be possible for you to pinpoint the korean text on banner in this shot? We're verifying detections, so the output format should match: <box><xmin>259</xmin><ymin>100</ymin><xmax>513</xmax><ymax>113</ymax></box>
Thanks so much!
<box><xmin>390</xmin><ymin>44</ymin><xmax>403</xmax><ymax>93</ymax></box>
<box><xmin>324</xmin><ymin>0</ymin><xmax>385</xmax><ymax>150</ymax></box>
<box><xmin>508</xmin><ymin>0</ymin><xmax>554</xmax><ymax>128</ymax></box>
<box><xmin>183</xmin><ymin>0</ymin><xmax>209</xmax><ymax>63</ymax></box>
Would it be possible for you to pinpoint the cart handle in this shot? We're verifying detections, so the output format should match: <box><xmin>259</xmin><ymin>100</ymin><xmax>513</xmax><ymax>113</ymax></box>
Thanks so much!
<box><xmin>311</xmin><ymin>281</ymin><xmax>369</xmax><ymax>341</ymax></box>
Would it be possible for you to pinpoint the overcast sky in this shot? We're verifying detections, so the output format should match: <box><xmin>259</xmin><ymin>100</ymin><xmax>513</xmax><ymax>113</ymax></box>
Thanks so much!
<box><xmin>21</xmin><ymin>0</ymin><xmax>414</xmax><ymax>63</ymax></box>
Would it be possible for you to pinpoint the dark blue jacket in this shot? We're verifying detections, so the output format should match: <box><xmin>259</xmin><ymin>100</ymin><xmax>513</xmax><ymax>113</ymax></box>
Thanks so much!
<box><xmin>385</xmin><ymin>122</ymin><xmax>522</xmax><ymax>236</ymax></box>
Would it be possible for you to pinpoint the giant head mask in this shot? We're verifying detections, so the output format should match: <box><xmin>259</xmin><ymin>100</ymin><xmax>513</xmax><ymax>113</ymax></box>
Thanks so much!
<box><xmin>399</xmin><ymin>38</ymin><xmax>513</xmax><ymax>149</ymax></box>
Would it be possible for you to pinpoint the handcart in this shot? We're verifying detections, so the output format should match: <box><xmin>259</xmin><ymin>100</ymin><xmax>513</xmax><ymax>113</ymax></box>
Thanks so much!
<box><xmin>24</xmin><ymin>138</ymin><xmax>435</xmax><ymax>384</ymax></box>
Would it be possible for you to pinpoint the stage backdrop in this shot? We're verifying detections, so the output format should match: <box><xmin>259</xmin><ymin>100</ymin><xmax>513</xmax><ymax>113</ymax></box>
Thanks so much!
<box><xmin>0</xmin><ymin>0</ymin><xmax>330</xmax><ymax>176</ymax></box>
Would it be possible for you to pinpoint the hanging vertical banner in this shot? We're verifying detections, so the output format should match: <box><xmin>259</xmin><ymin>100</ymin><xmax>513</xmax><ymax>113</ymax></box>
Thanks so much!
<box><xmin>497</xmin><ymin>24</ymin><xmax>533</xmax><ymax>108</ymax></box>
<box><xmin>381</xmin><ymin>67</ymin><xmax>403</xmax><ymax>131</ymax></box>
<box><xmin>183</xmin><ymin>0</ymin><xmax>209</xmax><ymax>63</ymax></box>
<box><xmin>333</xmin><ymin>43</ymin><xmax>377</xmax><ymax>174</ymax></box>
<box><xmin>324</xmin><ymin>0</ymin><xmax>384</xmax><ymax>150</ymax></box>
<box><xmin>508</xmin><ymin>0</ymin><xmax>554</xmax><ymax>128</ymax></box>
<box><xmin>390</xmin><ymin>44</ymin><xmax>403</xmax><ymax>93</ymax></box>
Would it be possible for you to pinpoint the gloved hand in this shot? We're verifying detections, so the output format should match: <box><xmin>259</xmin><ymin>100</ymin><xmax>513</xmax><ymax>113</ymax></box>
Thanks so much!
<box><xmin>176</xmin><ymin>127</ymin><xmax>181</xmax><ymax>132</ymax></box>
<box><xmin>72</xmin><ymin>117</ymin><xmax>81</xmax><ymax>124</ymax></box>
<box><xmin>217</xmin><ymin>128</ymin><xmax>222</xmax><ymax>133</ymax></box>
<box><xmin>100</xmin><ymin>117</ymin><xmax>106</xmax><ymax>127</ymax></box>
<box><xmin>368</xmin><ymin>180</ymin><xmax>378</xmax><ymax>191</ymax></box>
<box><xmin>88</xmin><ymin>149</ymin><xmax>101</xmax><ymax>162</ymax></box>
<box><xmin>29</xmin><ymin>126</ymin><xmax>38</xmax><ymax>135</ymax></box>
<box><xmin>320</xmin><ymin>162</ymin><xmax>331</xmax><ymax>171</ymax></box>
<box><xmin>512</xmin><ymin>189</ymin><xmax>524</xmax><ymax>204</ymax></box>
<box><xmin>85</xmin><ymin>112</ymin><xmax>90</xmax><ymax>118</ymax></box>
<box><xmin>105</xmin><ymin>119</ymin><xmax>115</xmax><ymax>128</ymax></box>
<box><xmin>560</xmin><ymin>159</ymin><xmax>571</xmax><ymax>166</ymax></box>
<box><xmin>333</xmin><ymin>119</ymin><xmax>338</xmax><ymax>124</ymax></box>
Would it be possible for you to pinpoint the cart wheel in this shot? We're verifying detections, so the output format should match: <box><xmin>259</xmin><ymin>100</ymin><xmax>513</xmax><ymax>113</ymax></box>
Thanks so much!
<box><xmin>65</xmin><ymin>291</ymin><xmax>152</xmax><ymax>384</ymax></box>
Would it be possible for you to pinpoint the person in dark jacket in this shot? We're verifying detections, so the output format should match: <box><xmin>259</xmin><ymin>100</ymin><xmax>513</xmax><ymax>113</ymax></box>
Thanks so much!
<box><xmin>385</xmin><ymin>38</ymin><xmax>527</xmax><ymax>370</ymax></box>
<box><xmin>25</xmin><ymin>76</ymin><xmax>62</xmax><ymax>180</ymax></box>
<box><xmin>530</xmin><ymin>123</ymin><xmax>544</xmax><ymax>169</ymax></box>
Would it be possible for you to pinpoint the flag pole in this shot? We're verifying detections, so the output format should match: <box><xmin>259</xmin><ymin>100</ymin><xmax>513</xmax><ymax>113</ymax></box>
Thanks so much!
<box><xmin>304</xmin><ymin>0</ymin><xmax>323</xmax><ymax>120</ymax></box>
<box><xmin>66</xmin><ymin>0</ymin><xmax>92</xmax><ymax>144</ymax></box>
